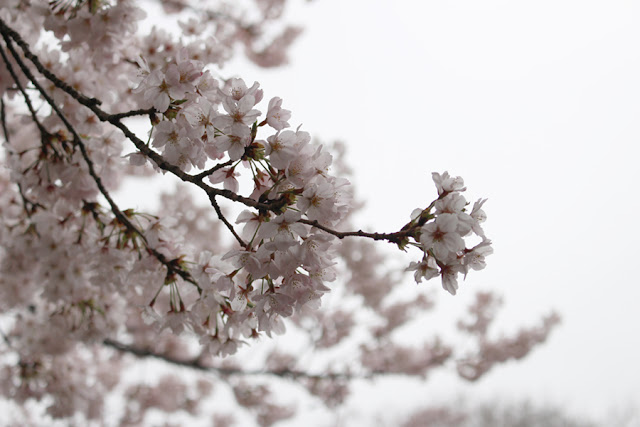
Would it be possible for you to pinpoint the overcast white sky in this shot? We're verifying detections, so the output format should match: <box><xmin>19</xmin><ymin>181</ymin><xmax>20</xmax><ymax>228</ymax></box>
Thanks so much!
<box><xmin>220</xmin><ymin>0</ymin><xmax>640</xmax><ymax>422</ymax></box>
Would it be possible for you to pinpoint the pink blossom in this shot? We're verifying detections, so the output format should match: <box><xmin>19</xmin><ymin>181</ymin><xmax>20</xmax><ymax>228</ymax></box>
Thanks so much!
<box><xmin>420</xmin><ymin>213</ymin><xmax>465</xmax><ymax>258</ymax></box>
<box><xmin>214</xmin><ymin>122</ymin><xmax>251</xmax><ymax>161</ymax></box>
<box><xmin>265</xmin><ymin>130</ymin><xmax>297</xmax><ymax>169</ymax></box>
<box><xmin>208</xmin><ymin>167</ymin><xmax>239</xmax><ymax>192</ymax></box>
<box><xmin>266</xmin><ymin>97</ymin><xmax>291</xmax><ymax>130</ymax></box>
<box><xmin>432</xmin><ymin>171</ymin><xmax>466</xmax><ymax>195</ymax></box>
<box><xmin>407</xmin><ymin>255</ymin><xmax>440</xmax><ymax>283</ymax></box>
<box><xmin>226</xmin><ymin>78</ymin><xmax>263</xmax><ymax>102</ymax></box>
<box><xmin>135</xmin><ymin>69</ymin><xmax>172</xmax><ymax>112</ymax></box>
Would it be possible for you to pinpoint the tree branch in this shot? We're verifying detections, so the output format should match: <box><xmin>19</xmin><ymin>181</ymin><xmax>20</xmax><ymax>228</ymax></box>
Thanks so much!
<box><xmin>0</xmin><ymin>17</ymin><xmax>426</xmax><ymax>250</ymax></box>
<box><xmin>192</xmin><ymin>158</ymin><xmax>234</xmax><ymax>181</ymax></box>
<box><xmin>209</xmin><ymin>194</ymin><xmax>248</xmax><ymax>248</ymax></box>
<box><xmin>108</xmin><ymin>107</ymin><xmax>155</xmax><ymax>120</ymax></box>
<box><xmin>0</xmin><ymin>43</ymin><xmax>50</xmax><ymax>141</ymax></box>
<box><xmin>300</xmin><ymin>218</ymin><xmax>414</xmax><ymax>244</ymax></box>
<box><xmin>103</xmin><ymin>338</ymin><xmax>354</xmax><ymax>381</ymax></box>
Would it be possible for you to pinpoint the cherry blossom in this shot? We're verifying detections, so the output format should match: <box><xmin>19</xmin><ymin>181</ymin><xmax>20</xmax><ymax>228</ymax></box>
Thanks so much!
<box><xmin>265</xmin><ymin>96</ymin><xmax>291</xmax><ymax>130</ymax></box>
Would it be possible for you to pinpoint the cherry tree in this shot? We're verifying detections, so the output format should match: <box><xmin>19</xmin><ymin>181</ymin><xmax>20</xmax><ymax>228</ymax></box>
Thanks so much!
<box><xmin>0</xmin><ymin>1</ymin><xmax>558</xmax><ymax>425</ymax></box>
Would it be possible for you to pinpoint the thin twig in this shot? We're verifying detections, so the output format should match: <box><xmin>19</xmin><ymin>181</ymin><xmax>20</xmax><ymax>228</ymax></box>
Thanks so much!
<box><xmin>209</xmin><ymin>194</ymin><xmax>248</xmax><ymax>248</ymax></box>
<box><xmin>192</xmin><ymin>158</ymin><xmax>234</xmax><ymax>181</ymax></box>
<box><xmin>0</xmin><ymin>43</ymin><xmax>49</xmax><ymax>138</ymax></box>
<box><xmin>0</xmin><ymin>98</ymin><xmax>9</xmax><ymax>142</ymax></box>
<box><xmin>300</xmin><ymin>218</ymin><xmax>414</xmax><ymax>244</ymax></box>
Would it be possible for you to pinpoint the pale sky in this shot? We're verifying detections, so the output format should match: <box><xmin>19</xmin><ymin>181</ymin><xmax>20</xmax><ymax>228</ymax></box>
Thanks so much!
<box><xmin>223</xmin><ymin>0</ymin><xmax>640</xmax><ymax>422</ymax></box>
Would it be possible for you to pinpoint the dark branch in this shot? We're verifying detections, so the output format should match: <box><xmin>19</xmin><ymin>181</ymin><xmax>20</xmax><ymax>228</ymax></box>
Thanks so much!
<box><xmin>192</xmin><ymin>158</ymin><xmax>234</xmax><ymax>181</ymax></box>
<box><xmin>209</xmin><ymin>194</ymin><xmax>248</xmax><ymax>248</ymax></box>
<box><xmin>104</xmin><ymin>338</ymin><xmax>355</xmax><ymax>381</ymax></box>
<box><xmin>0</xmin><ymin>42</ymin><xmax>49</xmax><ymax>139</ymax></box>
<box><xmin>300</xmin><ymin>218</ymin><xmax>414</xmax><ymax>244</ymax></box>
<box><xmin>108</xmin><ymin>107</ymin><xmax>155</xmax><ymax>120</ymax></box>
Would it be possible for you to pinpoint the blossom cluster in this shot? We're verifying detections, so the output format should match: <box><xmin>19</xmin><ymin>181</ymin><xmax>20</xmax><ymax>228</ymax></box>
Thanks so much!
<box><xmin>408</xmin><ymin>172</ymin><xmax>493</xmax><ymax>295</ymax></box>
<box><xmin>131</xmin><ymin>51</ymin><xmax>352</xmax><ymax>353</ymax></box>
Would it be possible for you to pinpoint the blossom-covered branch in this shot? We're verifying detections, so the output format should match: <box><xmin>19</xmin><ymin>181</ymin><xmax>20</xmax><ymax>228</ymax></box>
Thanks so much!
<box><xmin>2</xmin><ymin>15</ymin><xmax>492</xmax><ymax>297</ymax></box>
<box><xmin>0</xmin><ymin>2</ymin><xmax>548</xmax><ymax>426</ymax></box>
